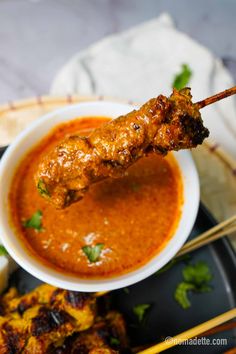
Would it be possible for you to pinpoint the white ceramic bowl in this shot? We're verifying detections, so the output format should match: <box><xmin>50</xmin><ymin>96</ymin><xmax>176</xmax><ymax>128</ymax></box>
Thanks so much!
<box><xmin>0</xmin><ymin>101</ymin><xmax>200</xmax><ymax>292</ymax></box>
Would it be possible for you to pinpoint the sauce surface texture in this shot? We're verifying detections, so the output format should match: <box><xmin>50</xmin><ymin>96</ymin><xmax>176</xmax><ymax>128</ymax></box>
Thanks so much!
<box><xmin>9</xmin><ymin>117</ymin><xmax>183</xmax><ymax>278</ymax></box>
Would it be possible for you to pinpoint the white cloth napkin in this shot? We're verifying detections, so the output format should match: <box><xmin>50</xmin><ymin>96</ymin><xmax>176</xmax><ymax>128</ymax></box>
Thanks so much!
<box><xmin>51</xmin><ymin>13</ymin><xmax>236</xmax><ymax>159</ymax></box>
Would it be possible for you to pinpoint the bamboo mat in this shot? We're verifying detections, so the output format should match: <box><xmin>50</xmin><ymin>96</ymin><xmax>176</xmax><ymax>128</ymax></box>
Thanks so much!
<box><xmin>1</xmin><ymin>95</ymin><xmax>236</xmax><ymax>248</ymax></box>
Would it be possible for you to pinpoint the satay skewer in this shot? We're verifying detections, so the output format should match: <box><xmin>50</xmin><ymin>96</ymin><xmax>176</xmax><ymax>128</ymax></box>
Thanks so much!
<box><xmin>36</xmin><ymin>85</ymin><xmax>236</xmax><ymax>209</ymax></box>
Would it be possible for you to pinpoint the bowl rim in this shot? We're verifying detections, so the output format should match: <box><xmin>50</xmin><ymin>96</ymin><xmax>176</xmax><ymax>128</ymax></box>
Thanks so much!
<box><xmin>0</xmin><ymin>101</ymin><xmax>200</xmax><ymax>292</ymax></box>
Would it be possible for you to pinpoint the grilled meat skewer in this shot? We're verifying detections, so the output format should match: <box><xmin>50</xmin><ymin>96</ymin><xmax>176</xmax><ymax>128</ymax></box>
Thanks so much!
<box><xmin>49</xmin><ymin>311</ymin><xmax>129</xmax><ymax>354</ymax></box>
<box><xmin>36</xmin><ymin>86</ymin><xmax>236</xmax><ymax>209</ymax></box>
<box><xmin>0</xmin><ymin>284</ymin><xmax>129</xmax><ymax>354</ymax></box>
<box><xmin>0</xmin><ymin>286</ymin><xmax>96</xmax><ymax>353</ymax></box>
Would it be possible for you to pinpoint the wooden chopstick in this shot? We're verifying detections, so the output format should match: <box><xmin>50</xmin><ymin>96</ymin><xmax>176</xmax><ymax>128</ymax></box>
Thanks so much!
<box><xmin>177</xmin><ymin>226</ymin><xmax>236</xmax><ymax>257</ymax></box>
<box><xmin>224</xmin><ymin>348</ymin><xmax>236</xmax><ymax>354</ymax></box>
<box><xmin>176</xmin><ymin>222</ymin><xmax>236</xmax><ymax>257</ymax></box>
<box><xmin>138</xmin><ymin>308</ymin><xmax>236</xmax><ymax>354</ymax></box>
<box><xmin>133</xmin><ymin>320</ymin><xmax>236</xmax><ymax>353</ymax></box>
<box><xmin>199</xmin><ymin>320</ymin><xmax>236</xmax><ymax>338</ymax></box>
<box><xmin>179</xmin><ymin>214</ymin><xmax>236</xmax><ymax>250</ymax></box>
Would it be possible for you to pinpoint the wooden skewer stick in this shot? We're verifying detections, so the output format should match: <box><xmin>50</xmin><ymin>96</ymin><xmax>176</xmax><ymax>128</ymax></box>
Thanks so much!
<box><xmin>224</xmin><ymin>347</ymin><xmax>236</xmax><ymax>354</ymax></box>
<box><xmin>176</xmin><ymin>214</ymin><xmax>236</xmax><ymax>257</ymax></box>
<box><xmin>199</xmin><ymin>320</ymin><xmax>236</xmax><ymax>338</ymax></box>
<box><xmin>133</xmin><ymin>321</ymin><xmax>236</xmax><ymax>353</ymax></box>
<box><xmin>176</xmin><ymin>225</ymin><xmax>236</xmax><ymax>257</ymax></box>
<box><xmin>196</xmin><ymin>86</ymin><xmax>236</xmax><ymax>109</ymax></box>
<box><xmin>138</xmin><ymin>308</ymin><xmax>236</xmax><ymax>354</ymax></box>
<box><xmin>181</xmin><ymin>214</ymin><xmax>236</xmax><ymax>249</ymax></box>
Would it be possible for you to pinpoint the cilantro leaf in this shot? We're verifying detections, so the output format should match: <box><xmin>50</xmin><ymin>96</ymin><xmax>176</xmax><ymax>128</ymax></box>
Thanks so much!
<box><xmin>174</xmin><ymin>261</ymin><xmax>213</xmax><ymax>309</ymax></box>
<box><xmin>82</xmin><ymin>243</ymin><xmax>104</xmax><ymax>263</ymax></box>
<box><xmin>37</xmin><ymin>179</ymin><xmax>50</xmax><ymax>197</ymax></box>
<box><xmin>0</xmin><ymin>245</ymin><xmax>8</xmax><ymax>256</ymax></box>
<box><xmin>174</xmin><ymin>282</ymin><xmax>196</xmax><ymax>309</ymax></box>
<box><xmin>23</xmin><ymin>210</ymin><xmax>44</xmax><ymax>232</ymax></box>
<box><xmin>183</xmin><ymin>261</ymin><xmax>212</xmax><ymax>287</ymax></box>
<box><xmin>172</xmin><ymin>64</ymin><xmax>192</xmax><ymax>90</ymax></box>
<box><xmin>110</xmin><ymin>337</ymin><xmax>120</xmax><ymax>346</ymax></box>
<box><xmin>133</xmin><ymin>303</ymin><xmax>151</xmax><ymax>322</ymax></box>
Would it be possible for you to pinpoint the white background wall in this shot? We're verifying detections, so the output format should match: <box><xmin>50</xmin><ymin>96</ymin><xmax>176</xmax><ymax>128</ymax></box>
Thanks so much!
<box><xmin>0</xmin><ymin>0</ymin><xmax>235</xmax><ymax>103</ymax></box>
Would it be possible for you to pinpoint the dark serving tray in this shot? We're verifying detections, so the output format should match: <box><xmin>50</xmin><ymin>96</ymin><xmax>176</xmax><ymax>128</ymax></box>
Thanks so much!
<box><xmin>1</xmin><ymin>146</ymin><xmax>236</xmax><ymax>353</ymax></box>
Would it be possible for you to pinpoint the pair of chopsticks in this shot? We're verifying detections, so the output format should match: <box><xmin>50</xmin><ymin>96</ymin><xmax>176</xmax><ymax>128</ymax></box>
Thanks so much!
<box><xmin>176</xmin><ymin>214</ymin><xmax>236</xmax><ymax>258</ymax></box>
<box><xmin>137</xmin><ymin>307</ymin><xmax>236</xmax><ymax>354</ymax></box>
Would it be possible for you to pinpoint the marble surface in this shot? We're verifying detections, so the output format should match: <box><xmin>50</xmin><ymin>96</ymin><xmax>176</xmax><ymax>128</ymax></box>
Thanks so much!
<box><xmin>0</xmin><ymin>0</ymin><xmax>236</xmax><ymax>104</ymax></box>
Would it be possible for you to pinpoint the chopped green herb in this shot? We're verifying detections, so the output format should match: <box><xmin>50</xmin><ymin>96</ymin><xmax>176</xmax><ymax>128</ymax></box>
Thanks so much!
<box><xmin>123</xmin><ymin>287</ymin><xmax>130</xmax><ymax>294</ymax></box>
<box><xmin>110</xmin><ymin>337</ymin><xmax>120</xmax><ymax>346</ymax></box>
<box><xmin>174</xmin><ymin>261</ymin><xmax>213</xmax><ymax>309</ymax></box>
<box><xmin>0</xmin><ymin>245</ymin><xmax>8</xmax><ymax>256</ymax></box>
<box><xmin>156</xmin><ymin>254</ymin><xmax>190</xmax><ymax>275</ymax></box>
<box><xmin>37</xmin><ymin>179</ymin><xmax>50</xmax><ymax>197</ymax></box>
<box><xmin>174</xmin><ymin>282</ymin><xmax>196</xmax><ymax>309</ymax></box>
<box><xmin>23</xmin><ymin>210</ymin><xmax>44</xmax><ymax>232</ymax></box>
<box><xmin>183</xmin><ymin>261</ymin><xmax>212</xmax><ymax>286</ymax></box>
<box><xmin>82</xmin><ymin>243</ymin><xmax>104</xmax><ymax>263</ymax></box>
<box><xmin>133</xmin><ymin>303</ymin><xmax>151</xmax><ymax>323</ymax></box>
<box><xmin>172</xmin><ymin>64</ymin><xmax>192</xmax><ymax>90</ymax></box>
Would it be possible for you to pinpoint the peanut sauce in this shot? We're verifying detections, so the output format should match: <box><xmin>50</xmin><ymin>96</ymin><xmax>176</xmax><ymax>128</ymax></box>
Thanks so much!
<box><xmin>9</xmin><ymin>117</ymin><xmax>183</xmax><ymax>278</ymax></box>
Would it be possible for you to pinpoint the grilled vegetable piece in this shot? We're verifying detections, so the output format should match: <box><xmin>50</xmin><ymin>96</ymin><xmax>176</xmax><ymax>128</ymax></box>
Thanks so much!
<box><xmin>35</xmin><ymin>88</ymin><xmax>209</xmax><ymax>208</ymax></box>
<box><xmin>0</xmin><ymin>285</ymin><xmax>96</xmax><ymax>354</ymax></box>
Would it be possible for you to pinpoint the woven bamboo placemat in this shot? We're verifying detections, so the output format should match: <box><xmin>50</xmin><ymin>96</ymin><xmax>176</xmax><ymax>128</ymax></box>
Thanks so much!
<box><xmin>1</xmin><ymin>95</ymin><xmax>236</xmax><ymax>248</ymax></box>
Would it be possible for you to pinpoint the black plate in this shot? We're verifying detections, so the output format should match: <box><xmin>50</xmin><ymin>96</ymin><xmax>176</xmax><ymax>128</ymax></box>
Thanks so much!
<box><xmin>1</xmin><ymin>146</ymin><xmax>236</xmax><ymax>353</ymax></box>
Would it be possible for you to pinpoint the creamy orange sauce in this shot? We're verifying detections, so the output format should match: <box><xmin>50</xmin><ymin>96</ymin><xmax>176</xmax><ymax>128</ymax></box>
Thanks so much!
<box><xmin>9</xmin><ymin>117</ymin><xmax>183</xmax><ymax>278</ymax></box>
